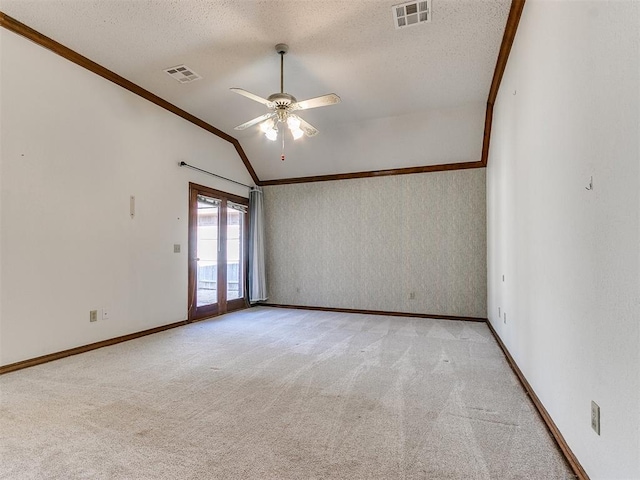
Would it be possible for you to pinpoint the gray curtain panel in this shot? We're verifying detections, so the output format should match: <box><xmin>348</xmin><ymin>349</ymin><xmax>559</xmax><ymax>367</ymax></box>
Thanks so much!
<box><xmin>248</xmin><ymin>187</ymin><xmax>268</xmax><ymax>302</ymax></box>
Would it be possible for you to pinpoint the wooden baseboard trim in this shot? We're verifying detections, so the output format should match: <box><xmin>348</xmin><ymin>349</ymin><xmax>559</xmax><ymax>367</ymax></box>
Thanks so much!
<box><xmin>0</xmin><ymin>319</ymin><xmax>189</xmax><ymax>375</ymax></box>
<box><xmin>260</xmin><ymin>303</ymin><xmax>487</xmax><ymax>323</ymax></box>
<box><xmin>485</xmin><ymin>320</ymin><xmax>589</xmax><ymax>480</ymax></box>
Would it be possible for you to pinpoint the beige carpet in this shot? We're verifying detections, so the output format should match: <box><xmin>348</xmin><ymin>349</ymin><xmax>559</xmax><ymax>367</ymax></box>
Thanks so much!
<box><xmin>0</xmin><ymin>307</ymin><xmax>575</xmax><ymax>479</ymax></box>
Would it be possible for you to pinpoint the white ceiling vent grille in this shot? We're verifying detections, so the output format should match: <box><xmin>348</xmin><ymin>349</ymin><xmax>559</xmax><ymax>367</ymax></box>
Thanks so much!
<box><xmin>392</xmin><ymin>0</ymin><xmax>431</xmax><ymax>29</ymax></box>
<box><xmin>164</xmin><ymin>65</ymin><xmax>202</xmax><ymax>83</ymax></box>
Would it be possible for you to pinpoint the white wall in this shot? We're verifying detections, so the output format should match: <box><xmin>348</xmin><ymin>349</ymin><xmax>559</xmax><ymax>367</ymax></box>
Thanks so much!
<box><xmin>487</xmin><ymin>1</ymin><xmax>640</xmax><ymax>478</ymax></box>
<box><xmin>264</xmin><ymin>168</ymin><xmax>487</xmax><ymax>318</ymax></box>
<box><xmin>0</xmin><ymin>29</ymin><xmax>253</xmax><ymax>366</ymax></box>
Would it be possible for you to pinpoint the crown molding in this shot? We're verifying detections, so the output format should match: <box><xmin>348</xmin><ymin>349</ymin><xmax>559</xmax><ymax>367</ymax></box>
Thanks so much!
<box><xmin>481</xmin><ymin>0</ymin><xmax>526</xmax><ymax>166</ymax></box>
<box><xmin>0</xmin><ymin>11</ymin><xmax>260</xmax><ymax>185</ymax></box>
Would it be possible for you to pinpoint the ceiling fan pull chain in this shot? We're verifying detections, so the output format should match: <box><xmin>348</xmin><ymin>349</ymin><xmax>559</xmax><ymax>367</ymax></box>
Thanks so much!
<box><xmin>281</xmin><ymin>130</ymin><xmax>285</xmax><ymax>161</ymax></box>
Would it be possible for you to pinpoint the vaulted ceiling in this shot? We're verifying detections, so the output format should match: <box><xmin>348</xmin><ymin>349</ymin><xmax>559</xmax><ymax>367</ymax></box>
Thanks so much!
<box><xmin>1</xmin><ymin>0</ymin><xmax>512</xmax><ymax>184</ymax></box>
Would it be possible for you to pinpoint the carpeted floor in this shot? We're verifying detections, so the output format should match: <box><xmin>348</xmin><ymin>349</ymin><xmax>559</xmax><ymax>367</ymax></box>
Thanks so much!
<box><xmin>0</xmin><ymin>307</ymin><xmax>575</xmax><ymax>479</ymax></box>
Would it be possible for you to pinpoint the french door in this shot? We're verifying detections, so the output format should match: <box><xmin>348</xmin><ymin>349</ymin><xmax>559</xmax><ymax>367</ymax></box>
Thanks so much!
<box><xmin>188</xmin><ymin>183</ymin><xmax>249</xmax><ymax>321</ymax></box>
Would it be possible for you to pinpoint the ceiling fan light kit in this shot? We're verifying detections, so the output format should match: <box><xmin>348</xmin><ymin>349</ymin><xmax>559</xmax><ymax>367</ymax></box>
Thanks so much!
<box><xmin>231</xmin><ymin>43</ymin><xmax>341</xmax><ymax>147</ymax></box>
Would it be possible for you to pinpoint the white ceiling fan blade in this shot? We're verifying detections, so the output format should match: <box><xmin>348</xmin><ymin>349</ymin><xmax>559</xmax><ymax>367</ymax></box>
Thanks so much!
<box><xmin>292</xmin><ymin>93</ymin><xmax>341</xmax><ymax>111</ymax></box>
<box><xmin>234</xmin><ymin>112</ymin><xmax>276</xmax><ymax>130</ymax></box>
<box><xmin>230</xmin><ymin>88</ymin><xmax>274</xmax><ymax>107</ymax></box>
<box><xmin>295</xmin><ymin>115</ymin><xmax>319</xmax><ymax>137</ymax></box>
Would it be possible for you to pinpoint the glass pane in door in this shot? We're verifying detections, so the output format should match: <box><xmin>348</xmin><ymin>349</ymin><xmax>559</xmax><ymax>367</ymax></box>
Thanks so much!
<box><xmin>226</xmin><ymin>205</ymin><xmax>243</xmax><ymax>300</ymax></box>
<box><xmin>196</xmin><ymin>195</ymin><xmax>219</xmax><ymax>307</ymax></box>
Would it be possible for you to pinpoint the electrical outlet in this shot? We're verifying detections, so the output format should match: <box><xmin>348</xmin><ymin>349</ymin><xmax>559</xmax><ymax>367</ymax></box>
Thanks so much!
<box><xmin>591</xmin><ymin>401</ymin><xmax>600</xmax><ymax>435</ymax></box>
<box><xmin>409</xmin><ymin>292</ymin><xmax>416</xmax><ymax>300</ymax></box>
<box><xmin>102</xmin><ymin>308</ymin><xmax>109</xmax><ymax>320</ymax></box>
<box><xmin>503</xmin><ymin>312</ymin><xmax>507</xmax><ymax>324</ymax></box>
<box><xmin>173</xmin><ymin>244</ymin><xmax>181</xmax><ymax>253</ymax></box>
<box><xmin>89</xmin><ymin>310</ymin><xmax>98</xmax><ymax>322</ymax></box>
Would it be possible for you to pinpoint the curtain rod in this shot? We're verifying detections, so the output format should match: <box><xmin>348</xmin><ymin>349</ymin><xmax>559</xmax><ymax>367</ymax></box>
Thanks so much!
<box><xmin>179</xmin><ymin>161</ymin><xmax>254</xmax><ymax>189</ymax></box>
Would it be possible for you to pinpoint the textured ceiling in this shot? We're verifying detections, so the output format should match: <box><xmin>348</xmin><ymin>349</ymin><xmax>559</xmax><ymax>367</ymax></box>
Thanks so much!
<box><xmin>0</xmin><ymin>0</ymin><xmax>511</xmax><ymax>182</ymax></box>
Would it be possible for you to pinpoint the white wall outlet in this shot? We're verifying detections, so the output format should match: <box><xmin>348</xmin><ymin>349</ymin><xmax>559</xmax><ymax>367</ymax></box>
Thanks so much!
<box><xmin>102</xmin><ymin>308</ymin><xmax>109</xmax><ymax>320</ymax></box>
<box><xmin>591</xmin><ymin>401</ymin><xmax>600</xmax><ymax>435</ymax></box>
<box><xmin>174</xmin><ymin>244</ymin><xmax>181</xmax><ymax>253</ymax></box>
<box><xmin>409</xmin><ymin>292</ymin><xmax>416</xmax><ymax>300</ymax></box>
<box><xmin>89</xmin><ymin>310</ymin><xmax>98</xmax><ymax>322</ymax></box>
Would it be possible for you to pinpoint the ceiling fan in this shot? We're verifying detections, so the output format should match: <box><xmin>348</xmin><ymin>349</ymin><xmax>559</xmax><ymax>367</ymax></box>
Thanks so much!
<box><xmin>231</xmin><ymin>44</ymin><xmax>340</xmax><ymax>142</ymax></box>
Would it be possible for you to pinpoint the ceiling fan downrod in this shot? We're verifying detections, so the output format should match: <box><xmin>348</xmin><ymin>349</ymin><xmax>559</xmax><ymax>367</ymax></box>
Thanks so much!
<box><xmin>275</xmin><ymin>43</ymin><xmax>288</xmax><ymax>94</ymax></box>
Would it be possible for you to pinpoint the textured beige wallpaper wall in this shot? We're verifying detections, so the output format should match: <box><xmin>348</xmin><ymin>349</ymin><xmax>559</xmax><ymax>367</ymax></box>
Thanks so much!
<box><xmin>263</xmin><ymin>169</ymin><xmax>486</xmax><ymax>318</ymax></box>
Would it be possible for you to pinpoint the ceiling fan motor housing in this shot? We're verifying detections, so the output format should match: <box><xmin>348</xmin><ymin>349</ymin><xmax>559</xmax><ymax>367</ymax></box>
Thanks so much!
<box><xmin>268</xmin><ymin>93</ymin><xmax>297</xmax><ymax>123</ymax></box>
<box><xmin>268</xmin><ymin>92</ymin><xmax>297</xmax><ymax>107</ymax></box>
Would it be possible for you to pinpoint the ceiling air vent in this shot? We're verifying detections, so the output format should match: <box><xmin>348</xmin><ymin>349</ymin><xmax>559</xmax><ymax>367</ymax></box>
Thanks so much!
<box><xmin>392</xmin><ymin>0</ymin><xmax>431</xmax><ymax>29</ymax></box>
<box><xmin>164</xmin><ymin>65</ymin><xmax>202</xmax><ymax>83</ymax></box>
